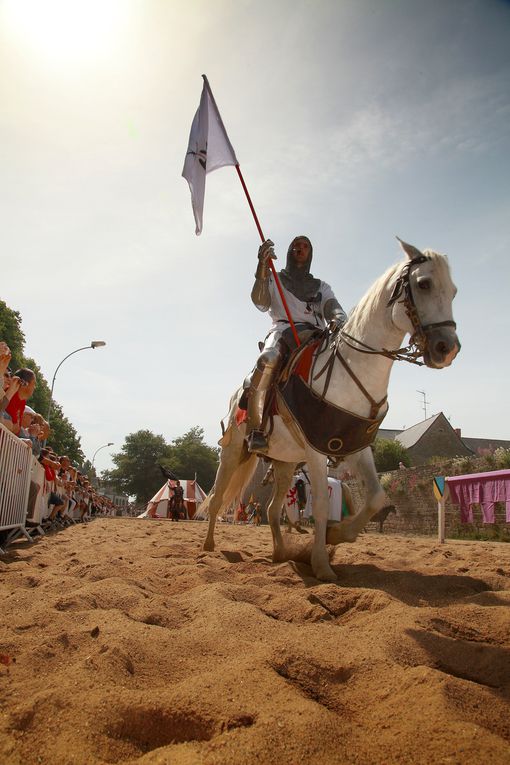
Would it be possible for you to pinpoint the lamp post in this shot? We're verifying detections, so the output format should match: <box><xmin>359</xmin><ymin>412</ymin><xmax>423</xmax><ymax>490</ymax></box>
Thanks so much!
<box><xmin>46</xmin><ymin>341</ymin><xmax>106</xmax><ymax>424</ymax></box>
<box><xmin>92</xmin><ymin>442</ymin><xmax>114</xmax><ymax>467</ymax></box>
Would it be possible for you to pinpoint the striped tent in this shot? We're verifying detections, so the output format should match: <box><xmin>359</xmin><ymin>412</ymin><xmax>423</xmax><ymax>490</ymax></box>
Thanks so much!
<box><xmin>138</xmin><ymin>479</ymin><xmax>207</xmax><ymax>520</ymax></box>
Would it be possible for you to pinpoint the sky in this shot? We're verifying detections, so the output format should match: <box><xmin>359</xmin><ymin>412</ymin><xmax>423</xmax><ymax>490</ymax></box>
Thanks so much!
<box><xmin>1</xmin><ymin>0</ymin><xmax>509</xmax><ymax>475</ymax></box>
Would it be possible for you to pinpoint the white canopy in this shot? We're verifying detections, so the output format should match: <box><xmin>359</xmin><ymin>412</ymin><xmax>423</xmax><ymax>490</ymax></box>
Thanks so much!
<box><xmin>138</xmin><ymin>479</ymin><xmax>207</xmax><ymax>519</ymax></box>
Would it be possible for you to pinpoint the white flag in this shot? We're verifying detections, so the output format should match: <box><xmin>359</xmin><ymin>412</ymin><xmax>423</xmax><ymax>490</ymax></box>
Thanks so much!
<box><xmin>182</xmin><ymin>76</ymin><xmax>238</xmax><ymax>235</ymax></box>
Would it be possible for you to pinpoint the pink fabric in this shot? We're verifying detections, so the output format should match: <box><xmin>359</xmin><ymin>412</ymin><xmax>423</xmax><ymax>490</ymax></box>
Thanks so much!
<box><xmin>446</xmin><ymin>470</ymin><xmax>510</xmax><ymax>524</ymax></box>
<box><xmin>481</xmin><ymin>502</ymin><xmax>495</xmax><ymax>524</ymax></box>
<box><xmin>447</xmin><ymin>481</ymin><xmax>475</xmax><ymax>522</ymax></box>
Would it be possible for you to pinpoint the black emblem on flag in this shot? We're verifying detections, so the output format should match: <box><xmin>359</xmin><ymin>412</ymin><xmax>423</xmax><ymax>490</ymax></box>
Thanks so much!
<box><xmin>187</xmin><ymin>142</ymin><xmax>207</xmax><ymax>170</ymax></box>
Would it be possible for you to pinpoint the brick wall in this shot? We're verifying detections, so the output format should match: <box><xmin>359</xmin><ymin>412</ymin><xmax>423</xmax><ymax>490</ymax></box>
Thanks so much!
<box><xmin>240</xmin><ymin>455</ymin><xmax>510</xmax><ymax>538</ymax></box>
<box><xmin>348</xmin><ymin>461</ymin><xmax>510</xmax><ymax>538</ymax></box>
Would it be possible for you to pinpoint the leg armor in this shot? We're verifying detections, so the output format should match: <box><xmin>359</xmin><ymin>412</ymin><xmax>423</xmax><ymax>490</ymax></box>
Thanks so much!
<box><xmin>246</xmin><ymin>344</ymin><xmax>285</xmax><ymax>453</ymax></box>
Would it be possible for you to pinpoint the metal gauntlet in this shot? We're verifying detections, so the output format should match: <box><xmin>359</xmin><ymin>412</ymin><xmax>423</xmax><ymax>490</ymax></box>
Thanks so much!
<box><xmin>324</xmin><ymin>298</ymin><xmax>347</xmax><ymax>331</ymax></box>
<box><xmin>251</xmin><ymin>239</ymin><xmax>274</xmax><ymax>310</ymax></box>
<box><xmin>251</xmin><ymin>269</ymin><xmax>271</xmax><ymax>311</ymax></box>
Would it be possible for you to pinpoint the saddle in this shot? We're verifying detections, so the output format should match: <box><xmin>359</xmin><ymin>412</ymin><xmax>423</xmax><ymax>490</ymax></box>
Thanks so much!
<box><xmin>237</xmin><ymin>330</ymin><xmax>386</xmax><ymax>460</ymax></box>
<box><xmin>236</xmin><ymin>328</ymin><xmax>321</xmax><ymax>416</ymax></box>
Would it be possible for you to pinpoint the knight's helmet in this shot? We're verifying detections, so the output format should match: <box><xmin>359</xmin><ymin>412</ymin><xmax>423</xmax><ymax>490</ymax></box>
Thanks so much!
<box><xmin>279</xmin><ymin>235</ymin><xmax>320</xmax><ymax>302</ymax></box>
<box><xmin>285</xmin><ymin>235</ymin><xmax>314</xmax><ymax>274</ymax></box>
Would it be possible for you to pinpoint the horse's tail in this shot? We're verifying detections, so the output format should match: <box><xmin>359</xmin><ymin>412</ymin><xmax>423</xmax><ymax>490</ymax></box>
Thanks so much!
<box><xmin>222</xmin><ymin>451</ymin><xmax>259</xmax><ymax>510</ymax></box>
<box><xmin>197</xmin><ymin>451</ymin><xmax>259</xmax><ymax>519</ymax></box>
<box><xmin>194</xmin><ymin>454</ymin><xmax>258</xmax><ymax>520</ymax></box>
<box><xmin>195</xmin><ymin>384</ymin><xmax>261</xmax><ymax>520</ymax></box>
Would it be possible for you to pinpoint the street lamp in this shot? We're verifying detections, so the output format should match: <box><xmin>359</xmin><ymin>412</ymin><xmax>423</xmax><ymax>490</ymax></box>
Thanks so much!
<box><xmin>92</xmin><ymin>442</ymin><xmax>114</xmax><ymax>467</ymax></box>
<box><xmin>46</xmin><ymin>341</ymin><xmax>106</xmax><ymax>424</ymax></box>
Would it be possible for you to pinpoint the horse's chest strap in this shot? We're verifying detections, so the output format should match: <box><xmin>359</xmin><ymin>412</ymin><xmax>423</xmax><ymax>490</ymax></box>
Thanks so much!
<box><xmin>278</xmin><ymin>375</ymin><xmax>386</xmax><ymax>458</ymax></box>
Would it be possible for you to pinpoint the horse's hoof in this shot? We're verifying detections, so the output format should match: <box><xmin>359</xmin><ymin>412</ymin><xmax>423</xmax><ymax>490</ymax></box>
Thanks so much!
<box><xmin>203</xmin><ymin>541</ymin><xmax>215</xmax><ymax>552</ymax></box>
<box><xmin>326</xmin><ymin>521</ymin><xmax>357</xmax><ymax>545</ymax></box>
<box><xmin>315</xmin><ymin>566</ymin><xmax>338</xmax><ymax>582</ymax></box>
<box><xmin>311</xmin><ymin>550</ymin><xmax>338</xmax><ymax>581</ymax></box>
<box><xmin>272</xmin><ymin>546</ymin><xmax>287</xmax><ymax>563</ymax></box>
<box><xmin>295</xmin><ymin>525</ymin><xmax>308</xmax><ymax>535</ymax></box>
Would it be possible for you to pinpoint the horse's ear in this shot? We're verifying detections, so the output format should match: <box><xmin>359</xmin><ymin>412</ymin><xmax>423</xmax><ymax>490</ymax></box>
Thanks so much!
<box><xmin>396</xmin><ymin>236</ymin><xmax>423</xmax><ymax>260</ymax></box>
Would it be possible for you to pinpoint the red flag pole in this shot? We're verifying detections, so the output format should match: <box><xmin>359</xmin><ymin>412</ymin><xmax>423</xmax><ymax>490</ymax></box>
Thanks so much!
<box><xmin>234</xmin><ymin>164</ymin><xmax>300</xmax><ymax>347</ymax></box>
<box><xmin>201</xmin><ymin>75</ymin><xmax>300</xmax><ymax>347</ymax></box>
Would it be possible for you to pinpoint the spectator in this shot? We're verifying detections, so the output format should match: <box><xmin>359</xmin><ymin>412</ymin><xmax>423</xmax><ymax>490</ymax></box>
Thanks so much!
<box><xmin>1</xmin><ymin>344</ymin><xmax>22</xmax><ymax>431</ymax></box>
<box><xmin>20</xmin><ymin>407</ymin><xmax>35</xmax><ymax>438</ymax></box>
<box><xmin>27</xmin><ymin>414</ymin><xmax>44</xmax><ymax>456</ymax></box>
<box><xmin>5</xmin><ymin>368</ymin><xmax>36</xmax><ymax>436</ymax></box>
<box><xmin>39</xmin><ymin>448</ymin><xmax>65</xmax><ymax>525</ymax></box>
<box><xmin>39</xmin><ymin>419</ymin><xmax>50</xmax><ymax>443</ymax></box>
<box><xmin>55</xmin><ymin>455</ymin><xmax>74</xmax><ymax>524</ymax></box>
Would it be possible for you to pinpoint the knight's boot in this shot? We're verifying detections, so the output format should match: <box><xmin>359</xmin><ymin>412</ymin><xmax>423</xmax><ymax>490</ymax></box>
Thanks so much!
<box><xmin>246</xmin><ymin>357</ymin><xmax>279</xmax><ymax>454</ymax></box>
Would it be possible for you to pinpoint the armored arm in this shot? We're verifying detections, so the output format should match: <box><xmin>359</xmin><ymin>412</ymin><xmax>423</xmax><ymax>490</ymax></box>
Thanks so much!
<box><xmin>251</xmin><ymin>239</ymin><xmax>275</xmax><ymax>311</ymax></box>
<box><xmin>324</xmin><ymin>298</ymin><xmax>347</xmax><ymax>332</ymax></box>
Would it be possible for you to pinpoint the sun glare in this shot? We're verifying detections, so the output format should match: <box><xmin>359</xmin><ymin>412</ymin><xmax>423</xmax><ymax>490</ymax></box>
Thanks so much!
<box><xmin>2</xmin><ymin>0</ymin><xmax>129</xmax><ymax>64</ymax></box>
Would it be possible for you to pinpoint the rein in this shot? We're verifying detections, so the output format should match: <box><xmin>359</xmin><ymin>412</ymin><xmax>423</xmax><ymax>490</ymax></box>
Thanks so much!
<box><xmin>338</xmin><ymin>330</ymin><xmax>425</xmax><ymax>365</ymax></box>
<box><xmin>340</xmin><ymin>254</ymin><xmax>456</xmax><ymax>365</ymax></box>
<box><xmin>307</xmin><ymin>254</ymin><xmax>456</xmax><ymax>418</ymax></box>
<box><xmin>386</xmin><ymin>254</ymin><xmax>456</xmax><ymax>355</ymax></box>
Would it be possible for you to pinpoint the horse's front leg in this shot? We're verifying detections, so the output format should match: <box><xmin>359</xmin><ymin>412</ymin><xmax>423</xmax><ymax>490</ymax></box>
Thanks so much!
<box><xmin>307</xmin><ymin>451</ymin><xmax>337</xmax><ymax>581</ymax></box>
<box><xmin>326</xmin><ymin>447</ymin><xmax>388</xmax><ymax>545</ymax></box>
<box><xmin>267</xmin><ymin>461</ymin><xmax>296</xmax><ymax>561</ymax></box>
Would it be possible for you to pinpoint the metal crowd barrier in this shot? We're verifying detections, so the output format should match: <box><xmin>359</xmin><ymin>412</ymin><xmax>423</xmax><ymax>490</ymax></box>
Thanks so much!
<box><xmin>0</xmin><ymin>422</ymin><xmax>33</xmax><ymax>553</ymax></box>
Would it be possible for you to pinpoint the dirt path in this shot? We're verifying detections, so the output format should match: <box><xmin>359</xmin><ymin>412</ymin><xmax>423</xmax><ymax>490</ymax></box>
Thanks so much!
<box><xmin>1</xmin><ymin>519</ymin><xmax>509</xmax><ymax>764</ymax></box>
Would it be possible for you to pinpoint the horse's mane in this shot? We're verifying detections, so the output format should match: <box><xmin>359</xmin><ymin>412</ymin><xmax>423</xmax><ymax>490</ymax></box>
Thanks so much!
<box><xmin>343</xmin><ymin>250</ymin><xmax>451</xmax><ymax>336</ymax></box>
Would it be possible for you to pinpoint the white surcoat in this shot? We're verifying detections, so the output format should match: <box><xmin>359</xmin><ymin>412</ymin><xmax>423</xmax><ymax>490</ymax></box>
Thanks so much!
<box><xmin>263</xmin><ymin>274</ymin><xmax>336</xmax><ymax>348</ymax></box>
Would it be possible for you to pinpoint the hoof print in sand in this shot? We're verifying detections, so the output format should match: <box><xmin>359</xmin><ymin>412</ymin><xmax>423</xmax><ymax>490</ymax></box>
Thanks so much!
<box><xmin>307</xmin><ymin>586</ymin><xmax>393</xmax><ymax>621</ymax></box>
<box><xmin>101</xmin><ymin>706</ymin><xmax>217</xmax><ymax>759</ymax></box>
<box><xmin>271</xmin><ymin>654</ymin><xmax>352</xmax><ymax>714</ymax></box>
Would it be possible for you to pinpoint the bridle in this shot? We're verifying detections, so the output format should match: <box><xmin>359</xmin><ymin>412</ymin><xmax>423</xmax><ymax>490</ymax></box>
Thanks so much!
<box><xmin>309</xmin><ymin>255</ymin><xmax>457</xmax><ymax>420</ymax></box>
<box><xmin>339</xmin><ymin>254</ymin><xmax>457</xmax><ymax>366</ymax></box>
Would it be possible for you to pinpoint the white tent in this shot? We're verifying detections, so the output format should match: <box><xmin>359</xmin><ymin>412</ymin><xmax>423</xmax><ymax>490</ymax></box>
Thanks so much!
<box><xmin>138</xmin><ymin>479</ymin><xmax>207</xmax><ymax>519</ymax></box>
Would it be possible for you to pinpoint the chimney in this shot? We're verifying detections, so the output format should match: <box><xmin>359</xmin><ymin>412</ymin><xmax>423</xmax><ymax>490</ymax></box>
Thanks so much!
<box><xmin>455</xmin><ymin>428</ymin><xmax>462</xmax><ymax>438</ymax></box>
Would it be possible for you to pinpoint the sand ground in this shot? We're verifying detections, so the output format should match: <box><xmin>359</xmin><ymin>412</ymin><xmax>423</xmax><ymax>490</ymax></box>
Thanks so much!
<box><xmin>0</xmin><ymin>518</ymin><xmax>509</xmax><ymax>765</ymax></box>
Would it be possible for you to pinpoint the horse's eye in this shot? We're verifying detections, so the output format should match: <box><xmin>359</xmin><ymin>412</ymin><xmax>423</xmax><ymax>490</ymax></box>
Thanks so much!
<box><xmin>417</xmin><ymin>278</ymin><xmax>431</xmax><ymax>291</ymax></box>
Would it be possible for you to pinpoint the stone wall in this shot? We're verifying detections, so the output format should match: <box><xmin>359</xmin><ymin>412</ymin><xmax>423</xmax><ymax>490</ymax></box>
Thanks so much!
<box><xmin>348</xmin><ymin>461</ymin><xmax>510</xmax><ymax>538</ymax></box>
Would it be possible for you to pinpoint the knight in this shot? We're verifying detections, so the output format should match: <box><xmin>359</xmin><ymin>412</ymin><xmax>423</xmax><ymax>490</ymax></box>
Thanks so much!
<box><xmin>246</xmin><ymin>235</ymin><xmax>347</xmax><ymax>453</ymax></box>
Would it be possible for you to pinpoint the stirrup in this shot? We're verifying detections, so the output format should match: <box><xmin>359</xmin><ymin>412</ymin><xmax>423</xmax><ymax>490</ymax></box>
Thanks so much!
<box><xmin>246</xmin><ymin>430</ymin><xmax>269</xmax><ymax>454</ymax></box>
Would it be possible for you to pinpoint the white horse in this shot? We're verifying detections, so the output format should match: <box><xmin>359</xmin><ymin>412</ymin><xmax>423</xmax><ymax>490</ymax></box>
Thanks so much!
<box><xmin>203</xmin><ymin>239</ymin><xmax>460</xmax><ymax>581</ymax></box>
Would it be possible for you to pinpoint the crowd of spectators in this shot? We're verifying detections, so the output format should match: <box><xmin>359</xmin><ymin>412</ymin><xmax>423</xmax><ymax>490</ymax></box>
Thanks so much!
<box><xmin>1</xmin><ymin>340</ymin><xmax>117</xmax><ymax>536</ymax></box>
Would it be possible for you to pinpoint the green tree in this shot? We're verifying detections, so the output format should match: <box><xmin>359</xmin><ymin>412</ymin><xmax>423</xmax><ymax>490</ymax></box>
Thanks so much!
<box><xmin>103</xmin><ymin>430</ymin><xmax>169</xmax><ymax>503</ymax></box>
<box><xmin>0</xmin><ymin>299</ymin><xmax>84</xmax><ymax>463</ymax></box>
<box><xmin>23</xmin><ymin>358</ymin><xmax>84</xmax><ymax>463</ymax></box>
<box><xmin>47</xmin><ymin>403</ymin><xmax>84</xmax><ymax>464</ymax></box>
<box><xmin>163</xmin><ymin>426</ymin><xmax>219</xmax><ymax>492</ymax></box>
<box><xmin>373</xmin><ymin>438</ymin><xmax>411</xmax><ymax>472</ymax></box>
<box><xmin>0</xmin><ymin>300</ymin><xmax>25</xmax><ymax>370</ymax></box>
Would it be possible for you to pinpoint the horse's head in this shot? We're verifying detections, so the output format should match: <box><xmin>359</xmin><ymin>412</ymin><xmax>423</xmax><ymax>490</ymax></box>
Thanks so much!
<box><xmin>389</xmin><ymin>239</ymin><xmax>460</xmax><ymax>369</ymax></box>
